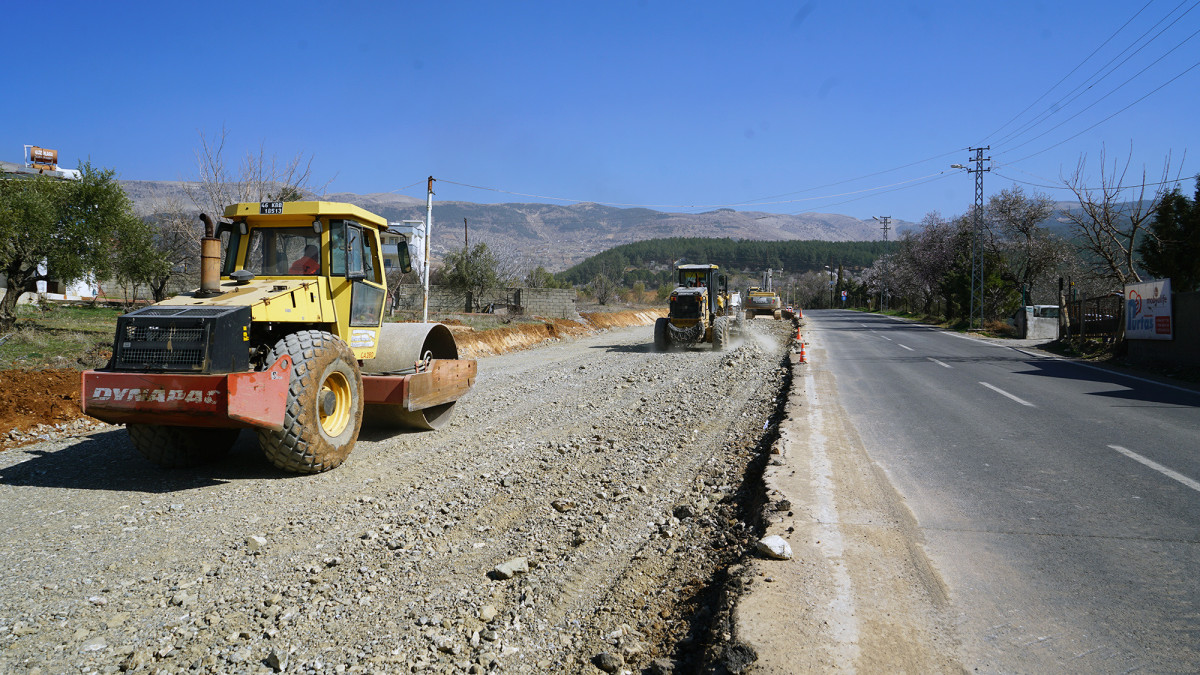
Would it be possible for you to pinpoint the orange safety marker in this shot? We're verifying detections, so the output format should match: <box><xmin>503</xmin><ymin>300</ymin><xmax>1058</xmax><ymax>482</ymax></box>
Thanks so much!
<box><xmin>797</xmin><ymin>307</ymin><xmax>803</xmax><ymax>319</ymax></box>
<box><xmin>799</xmin><ymin>342</ymin><xmax>808</xmax><ymax>363</ymax></box>
<box><xmin>795</xmin><ymin>327</ymin><xmax>802</xmax><ymax>340</ymax></box>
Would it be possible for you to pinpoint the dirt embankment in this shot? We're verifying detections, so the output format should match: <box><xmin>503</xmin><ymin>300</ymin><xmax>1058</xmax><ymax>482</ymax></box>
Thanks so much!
<box><xmin>453</xmin><ymin>310</ymin><xmax>665</xmax><ymax>358</ymax></box>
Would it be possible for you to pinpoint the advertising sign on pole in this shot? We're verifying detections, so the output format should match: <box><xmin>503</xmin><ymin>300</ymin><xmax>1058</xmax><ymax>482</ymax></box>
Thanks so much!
<box><xmin>1125</xmin><ymin>278</ymin><xmax>1173</xmax><ymax>340</ymax></box>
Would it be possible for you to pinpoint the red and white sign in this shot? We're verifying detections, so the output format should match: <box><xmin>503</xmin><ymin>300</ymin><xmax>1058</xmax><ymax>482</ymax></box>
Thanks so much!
<box><xmin>1125</xmin><ymin>279</ymin><xmax>1173</xmax><ymax>340</ymax></box>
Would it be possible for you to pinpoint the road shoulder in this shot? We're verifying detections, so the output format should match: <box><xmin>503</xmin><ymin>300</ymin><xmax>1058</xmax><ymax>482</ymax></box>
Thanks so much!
<box><xmin>732</xmin><ymin>327</ymin><xmax>963</xmax><ymax>673</ymax></box>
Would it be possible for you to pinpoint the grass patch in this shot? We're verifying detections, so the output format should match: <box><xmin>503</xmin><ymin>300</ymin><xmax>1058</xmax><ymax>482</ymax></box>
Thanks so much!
<box><xmin>0</xmin><ymin>304</ymin><xmax>122</xmax><ymax>370</ymax></box>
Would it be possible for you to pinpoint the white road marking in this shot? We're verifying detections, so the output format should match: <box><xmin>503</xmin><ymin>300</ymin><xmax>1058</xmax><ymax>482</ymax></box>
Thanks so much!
<box><xmin>880</xmin><ymin>335</ymin><xmax>893</xmax><ymax>341</ymax></box>
<box><xmin>979</xmin><ymin>382</ymin><xmax>1035</xmax><ymax>407</ymax></box>
<box><xmin>1109</xmin><ymin>445</ymin><xmax>1200</xmax><ymax>493</ymax></box>
<box><xmin>898</xmin><ymin>343</ymin><xmax>914</xmax><ymax>351</ymax></box>
<box><xmin>928</xmin><ymin>358</ymin><xmax>952</xmax><ymax>368</ymax></box>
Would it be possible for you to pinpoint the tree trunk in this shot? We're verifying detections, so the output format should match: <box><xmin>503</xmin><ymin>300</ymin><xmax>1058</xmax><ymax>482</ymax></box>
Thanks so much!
<box><xmin>0</xmin><ymin>266</ymin><xmax>39</xmax><ymax>332</ymax></box>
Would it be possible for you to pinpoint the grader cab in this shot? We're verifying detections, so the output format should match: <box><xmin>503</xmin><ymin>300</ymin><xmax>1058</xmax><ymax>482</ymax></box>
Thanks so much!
<box><xmin>654</xmin><ymin>264</ymin><xmax>738</xmax><ymax>351</ymax></box>
<box><xmin>82</xmin><ymin>201</ymin><xmax>476</xmax><ymax>474</ymax></box>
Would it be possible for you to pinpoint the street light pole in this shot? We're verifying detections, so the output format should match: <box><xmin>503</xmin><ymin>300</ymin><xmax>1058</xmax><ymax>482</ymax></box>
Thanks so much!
<box><xmin>423</xmin><ymin>176</ymin><xmax>434</xmax><ymax>324</ymax></box>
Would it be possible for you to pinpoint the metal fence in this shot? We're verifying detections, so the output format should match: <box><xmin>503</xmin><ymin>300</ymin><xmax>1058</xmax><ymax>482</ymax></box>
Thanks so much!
<box><xmin>1066</xmin><ymin>293</ymin><xmax>1124</xmax><ymax>340</ymax></box>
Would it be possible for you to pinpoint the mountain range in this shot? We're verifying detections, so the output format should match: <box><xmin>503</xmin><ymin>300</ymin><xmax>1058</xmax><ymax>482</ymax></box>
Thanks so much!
<box><xmin>120</xmin><ymin>180</ymin><xmax>911</xmax><ymax>271</ymax></box>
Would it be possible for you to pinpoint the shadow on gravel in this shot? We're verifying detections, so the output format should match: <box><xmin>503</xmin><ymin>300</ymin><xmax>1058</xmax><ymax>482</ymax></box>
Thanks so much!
<box><xmin>587</xmin><ymin>342</ymin><xmax>657</xmax><ymax>353</ymax></box>
<box><xmin>0</xmin><ymin>430</ymin><xmax>292</xmax><ymax>492</ymax></box>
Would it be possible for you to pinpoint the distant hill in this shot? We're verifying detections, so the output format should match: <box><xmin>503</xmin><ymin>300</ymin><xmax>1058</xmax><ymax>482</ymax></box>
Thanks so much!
<box><xmin>118</xmin><ymin>180</ymin><xmax>913</xmax><ymax>271</ymax></box>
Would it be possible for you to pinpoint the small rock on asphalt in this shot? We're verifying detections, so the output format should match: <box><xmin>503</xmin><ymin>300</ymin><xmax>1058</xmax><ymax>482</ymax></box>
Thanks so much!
<box><xmin>756</xmin><ymin>535</ymin><xmax>793</xmax><ymax>560</ymax></box>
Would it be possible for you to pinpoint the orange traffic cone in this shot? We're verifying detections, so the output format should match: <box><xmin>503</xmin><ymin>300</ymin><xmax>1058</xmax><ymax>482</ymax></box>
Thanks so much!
<box><xmin>795</xmin><ymin>327</ymin><xmax>802</xmax><ymax>340</ymax></box>
<box><xmin>799</xmin><ymin>342</ymin><xmax>808</xmax><ymax>363</ymax></box>
<box><xmin>797</xmin><ymin>307</ymin><xmax>803</xmax><ymax>319</ymax></box>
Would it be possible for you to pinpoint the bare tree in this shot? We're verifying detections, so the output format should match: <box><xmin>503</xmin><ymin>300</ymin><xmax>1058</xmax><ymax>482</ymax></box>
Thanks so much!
<box><xmin>589</xmin><ymin>273</ymin><xmax>619</xmax><ymax>305</ymax></box>
<box><xmin>185</xmin><ymin>127</ymin><xmax>327</xmax><ymax>218</ymax></box>
<box><xmin>1062</xmin><ymin>146</ymin><xmax>1176</xmax><ymax>288</ymax></box>
<box><xmin>481</xmin><ymin>239</ymin><xmax>530</xmax><ymax>288</ymax></box>
<box><xmin>137</xmin><ymin>194</ymin><xmax>202</xmax><ymax>301</ymax></box>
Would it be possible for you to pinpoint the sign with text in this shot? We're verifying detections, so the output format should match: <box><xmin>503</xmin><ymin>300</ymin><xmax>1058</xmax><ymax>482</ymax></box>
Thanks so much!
<box><xmin>1125</xmin><ymin>278</ymin><xmax>1173</xmax><ymax>340</ymax></box>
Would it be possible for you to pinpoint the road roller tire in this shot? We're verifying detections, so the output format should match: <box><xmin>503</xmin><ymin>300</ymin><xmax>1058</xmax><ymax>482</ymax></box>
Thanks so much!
<box><xmin>713</xmin><ymin>316</ymin><xmax>729</xmax><ymax>351</ymax></box>
<box><xmin>654</xmin><ymin>317</ymin><xmax>671</xmax><ymax>351</ymax></box>
<box><xmin>257</xmin><ymin>330</ymin><xmax>364</xmax><ymax>474</ymax></box>
<box><xmin>126</xmin><ymin>424</ymin><xmax>238</xmax><ymax>468</ymax></box>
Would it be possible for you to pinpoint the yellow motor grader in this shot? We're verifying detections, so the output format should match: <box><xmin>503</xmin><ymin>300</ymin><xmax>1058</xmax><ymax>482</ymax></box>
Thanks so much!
<box><xmin>654</xmin><ymin>263</ymin><xmax>737</xmax><ymax>351</ymax></box>
<box><xmin>82</xmin><ymin>201</ymin><xmax>476</xmax><ymax>473</ymax></box>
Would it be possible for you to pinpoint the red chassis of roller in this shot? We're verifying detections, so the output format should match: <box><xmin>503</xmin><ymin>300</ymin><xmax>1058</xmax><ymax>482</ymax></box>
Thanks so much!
<box><xmin>81</xmin><ymin>356</ymin><xmax>477</xmax><ymax>430</ymax></box>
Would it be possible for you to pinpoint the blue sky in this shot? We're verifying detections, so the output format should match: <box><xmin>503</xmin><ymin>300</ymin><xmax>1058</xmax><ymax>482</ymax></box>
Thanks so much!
<box><xmin>5</xmin><ymin>1</ymin><xmax>1197</xmax><ymax>225</ymax></box>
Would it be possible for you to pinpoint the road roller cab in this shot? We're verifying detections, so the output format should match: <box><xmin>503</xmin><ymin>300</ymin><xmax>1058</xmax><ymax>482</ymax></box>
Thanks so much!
<box><xmin>82</xmin><ymin>201</ymin><xmax>477</xmax><ymax>474</ymax></box>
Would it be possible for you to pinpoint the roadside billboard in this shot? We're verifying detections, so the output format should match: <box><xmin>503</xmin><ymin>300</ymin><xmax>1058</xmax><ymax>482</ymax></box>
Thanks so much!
<box><xmin>1125</xmin><ymin>279</ymin><xmax>1173</xmax><ymax>340</ymax></box>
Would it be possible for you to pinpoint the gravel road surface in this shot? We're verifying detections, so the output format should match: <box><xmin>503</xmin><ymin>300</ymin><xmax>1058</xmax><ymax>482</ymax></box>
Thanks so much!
<box><xmin>0</xmin><ymin>319</ymin><xmax>794</xmax><ymax>674</ymax></box>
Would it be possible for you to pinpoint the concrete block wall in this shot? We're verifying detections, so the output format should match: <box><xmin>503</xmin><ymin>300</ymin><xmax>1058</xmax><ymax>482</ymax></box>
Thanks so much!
<box><xmin>390</xmin><ymin>284</ymin><xmax>468</xmax><ymax>314</ymax></box>
<box><xmin>1126</xmin><ymin>290</ymin><xmax>1200</xmax><ymax>368</ymax></box>
<box><xmin>389</xmin><ymin>284</ymin><xmax>578</xmax><ymax>318</ymax></box>
<box><xmin>513</xmin><ymin>288</ymin><xmax>579</xmax><ymax>319</ymax></box>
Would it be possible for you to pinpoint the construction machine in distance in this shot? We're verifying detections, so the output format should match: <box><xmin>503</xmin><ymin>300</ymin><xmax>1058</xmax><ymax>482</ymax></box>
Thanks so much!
<box><xmin>745</xmin><ymin>286</ymin><xmax>783</xmax><ymax>320</ymax></box>
<box><xmin>654</xmin><ymin>263</ymin><xmax>738</xmax><ymax>351</ymax></box>
<box><xmin>82</xmin><ymin>201</ymin><xmax>476</xmax><ymax>474</ymax></box>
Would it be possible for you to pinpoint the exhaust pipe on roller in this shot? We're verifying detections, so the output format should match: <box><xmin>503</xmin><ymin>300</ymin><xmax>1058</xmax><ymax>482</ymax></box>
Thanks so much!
<box><xmin>196</xmin><ymin>214</ymin><xmax>223</xmax><ymax>297</ymax></box>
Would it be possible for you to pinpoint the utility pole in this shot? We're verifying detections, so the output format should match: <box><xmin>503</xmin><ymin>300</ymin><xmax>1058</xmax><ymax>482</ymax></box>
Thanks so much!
<box><xmin>953</xmin><ymin>148</ymin><xmax>991</xmax><ymax>330</ymax></box>
<box><xmin>463</xmin><ymin>218</ymin><xmax>469</xmax><ymax>250</ymax></box>
<box><xmin>423</xmin><ymin>176</ymin><xmax>434</xmax><ymax>324</ymax></box>
<box><xmin>873</xmin><ymin>216</ymin><xmax>891</xmax><ymax>311</ymax></box>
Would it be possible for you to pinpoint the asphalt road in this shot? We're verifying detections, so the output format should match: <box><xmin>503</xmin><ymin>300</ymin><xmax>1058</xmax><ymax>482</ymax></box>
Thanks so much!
<box><xmin>809</xmin><ymin>309</ymin><xmax>1200</xmax><ymax>672</ymax></box>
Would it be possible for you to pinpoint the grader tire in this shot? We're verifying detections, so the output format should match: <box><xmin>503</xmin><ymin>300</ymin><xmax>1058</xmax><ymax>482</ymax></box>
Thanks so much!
<box><xmin>654</xmin><ymin>317</ymin><xmax>671</xmax><ymax>352</ymax></box>
<box><xmin>257</xmin><ymin>330</ymin><xmax>364</xmax><ymax>474</ymax></box>
<box><xmin>126</xmin><ymin>424</ymin><xmax>238</xmax><ymax>469</ymax></box>
<box><xmin>713</xmin><ymin>316</ymin><xmax>729</xmax><ymax>351</ymax></box>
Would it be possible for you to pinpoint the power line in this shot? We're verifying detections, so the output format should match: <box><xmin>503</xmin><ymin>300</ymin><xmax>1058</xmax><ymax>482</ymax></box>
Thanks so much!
<box><xmin>997</xmin><ymin>24</ymin><xmax>1200</xmax><ymax>157</ymax></box>
<box><xmin>983</xmin><ymin>0</ymin><xmax>1157</xmax><ymax>144</ymax></box>
<box><xmin>995</xmin><ymin>170</ymin><xmax>1192</xmax><ymax>191</ymax></box>
<box><xmin>992</xmin><ymin>0</ymin><xmax>1199</xmax><ymax>151</ymax></box>
<box><xmin>715</xmin><ymin>148</ymin><xmax>965</xmax><ymax>205</ymax></box>
<box><xmin>773</xmin><ymin>172</ymin><xmax>958</xmax><ymax>218</ymax></box>
<box><xmin>1004</xmin><ymin>56</ymin><xmax>1200</xmax><ymax>165</ymax></box>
